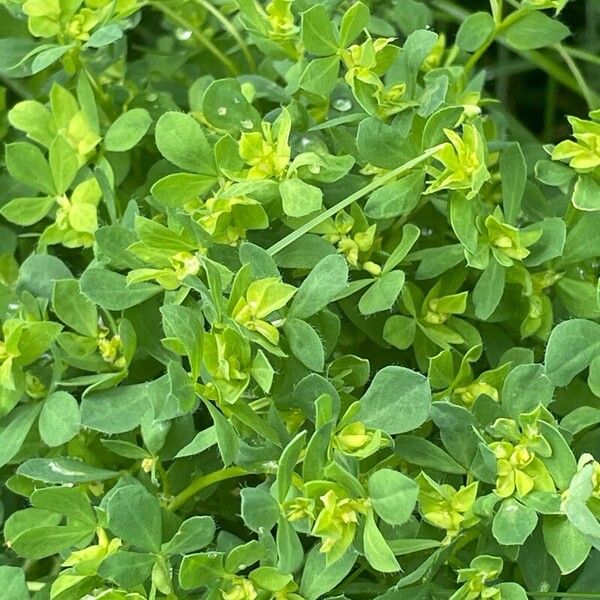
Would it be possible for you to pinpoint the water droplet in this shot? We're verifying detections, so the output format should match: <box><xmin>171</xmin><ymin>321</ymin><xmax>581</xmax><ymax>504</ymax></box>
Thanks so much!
<box><xmin>308</xmin><ymin>164</ymin><xmax>321</xmax><ymax>174</ymax></box>
<box><xmin>241</xmin><ymin>119</ymin><xmax>254</xmax><ymax>130</ymax></box>
<box><xmin>146</xmin><ymin>93</ymin><xmax>158</xmax><ymax>102</ymax></box>
<box><xmin>300</xmin><ymin>137</ymin><xmax>311</xmax><ymax>148</ymax></box>
<box><xmin>233</xmin><ymin>96</ymin><xmax>241</xmax><ymax>104</ymax></box>
<box><xmin>421</xmin><ymin>227</ymin><xmax>433</xmax><ymax>237</ymax></box>
<box><xmin>333</xmin><ymin>98</ymin><xmax>352</xmax><ymax>112</ymax></box>
<box><xmin>175</xmin><ymin>28</ymin><xmax>192</xmax><ymax>41</ymax></box>
<box><xmin>217</xmin><ymin>106</ymin><xmax>227</xmax><ymax>116</ymax></box>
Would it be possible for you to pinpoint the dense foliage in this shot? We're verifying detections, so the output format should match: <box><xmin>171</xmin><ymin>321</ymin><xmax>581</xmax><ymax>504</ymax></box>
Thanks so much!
<box><xmin>1</xmin><ymin>0</ymin><xmax>600</xmax><ymax>598</ymax></box>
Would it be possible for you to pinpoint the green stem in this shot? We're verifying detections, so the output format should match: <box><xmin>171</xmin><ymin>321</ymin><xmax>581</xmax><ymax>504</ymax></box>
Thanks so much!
<box><xmin>151</xmin><ymin>1</ymin><xmax>239</xmax><ymax>76</ymax></box>
<box><xmin>167</xmin><ymin>466</ymin><xmax>248</xmax><ymax>511</ymax></box>
<box><xmin>464</xmin><ymin>8</ymin><xmax>529</xmax><ymax>75</ymax></box>
<box><xmin>267</xmin><ymin>144</ymin><xmax>445</xmax><ymax>257</ymax></box>
<box><xmin>554</xmin><ymin>44</ymin><xmax>599</xmax><ymax>110</ymax></box>
<box><xmin>192</xmin><ymin>0</ymin><xmax>255</xmax><ymax>72</ymax></box>
<box><xmin>431</xmin><ymin>0</ymin><xmax>582</xmax><ymax>98</ymax></box>
<box><xmin>527</xmin><ymin>593</ymin><xmax>600</xmax><ymax>598</ymax></box>
<box><xmin>562</xmin><ymin>45</ymin><xmax>600</xmax><ymax>67</ymax></box>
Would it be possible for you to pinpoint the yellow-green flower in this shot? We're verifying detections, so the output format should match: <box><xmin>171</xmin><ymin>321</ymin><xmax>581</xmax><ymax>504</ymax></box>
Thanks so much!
<box><xmin>311</xmin><ymin>490</ymin><xmax>369</xmax><ymax>562</ymax></box>
<box><xmin>266</xmin><ymin>0</ymin><xmax>297</xmax><ymax>40</ymax></box>
<box><xmin>454</xmin><ymin>380</ymin><xmax>499</xmax><ymax>408</ymax></box>
<box><xmin>97</xmin><ymin>326</ymin><xmax>126</xmax><ymax>370</ymax></box>
<box><xmin>222</xmin><ymin>576</ymin><xmax>258</xmax><ymax>600</ymax></box>
<box><xmin>239</xmin><ymin>110</ymin><xmax>291</xmax><ymax>180</ymax></box>
<box><xmin>332</xmin><ymin>421</ymin><xmax>391</xmax><ymax>459</ymax></box>
<box><xmin>41</xmin><ymin>177</ymin><xmax>102</xmax><ymax>249</ymax></box>
<box><xmin>552</xmin><ymin>116</ymin><xmax>600</xmax><ymax>173</ymax></box>
<box><xmin>232</xmin><ymin>277</ymin><xmax>296</xmax><ymax>345</ymax></box>
<box><xmin>185</xmin><ymin>194</ymin><xmax>268</xmax><ymax>246</ymax></box>
<box><xmin>452</xmin><ymin>556</ymin><xmax>503</xmax><ymax>600</ymax></box>
<box><xmin>417</xmin><ymin>473</ymin><xmax>479</xmax><ymax>540</ymax></box>
<box><xmin>426</xmin><ymin>125</ymin><xmax>490</xmax><ymax>199</ymax></box>
<box><xmin>489</xmin><ymin>441</ymin><xmax>554</xmax><ymax>498</ymax></box>
<box><xmin>485</xmin><ymin>214</ymin><xmax>541</xmax><ymax>264</ymax></box>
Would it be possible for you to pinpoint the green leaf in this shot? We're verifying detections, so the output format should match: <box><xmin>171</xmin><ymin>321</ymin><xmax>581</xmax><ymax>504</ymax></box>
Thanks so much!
<box><xmin>472</xmin><ymin>261</ymin><xmax>505</xmax><ymax>320</ymax></box>
<box><xmin>241</xmin><ymin>487</ymin><xmax>279</xmax><ymax>533</ymax></box>
<box><xmin>383</xmin><ymin>314</ymin><xmax>416</xmax><ymax>350</ymax></box>
<box><xmin>572</xmin><ymin>173</ymin><xmax>600</xmax><ymax>211</ymax></box>
<box><xmin>106</xmin><ymin>485</ymin><xmax>162</xmax><ymax>552</ymax></box>
<box><xmin>204</xmin><ymin>400</ymin><xmax>239</xmax><ymax>466</ymax></box>
<box><xmin>97</xmin><ymin>551</ymin><xmax>155</xmax><ymax>588</ymax></box>
<box><xmin>358</xmin><ymin>366</ymin><xmax>431</xmax><ymax>435</ymax></box>
<box><xmin>456</xmin><ymin>12</ymin><xmax>495</xmax><ymax>52</ymax></box>
<box><xmin>18</xmin><ymin>254</ymin><xmax>73</xmax><ymax>299</ymax></box>
<box><xmin>496</xmin><ymin>583</ymin><xmax>528</xmax><ymax>600</ymax></box>
<box><xmin>545</xmin><ymin>319</ymin><xmax>600</xmax><ymax>386</ymax></box>
<box><xmin>175</xmin><ymin>426</ymin><xmax>217</xmax><ymax>458</ymax></box>
<box><xmin>284</xmin><ymin>318</ymin><xmax>325</xmax><ymax>372</ymax></box>
<box><xmin>30</xmin><ymin>486</ymin><xmax>95</xmax><ymax>525</ymax></box>
<box><xmin>300</xmin><ymin>546</ymin><xmax>356</xmax><ymax>600</ymax></box>
<box><xmin>160</xmin><ymin>304</ymin><xmax>204</xmax><ymax>380</ymax></box>
<box><xmin>503</xmin><ymin>12</ymin><xmax>570</xmax><ymax>50</ymax></box>
<box><xmin>155</xmin><ymin>111</ymin><xmax>216</xmax><ymax>174</ymax></box>
<box><xmin>5</xmin><ymin>141</ymin><xmax>55</xmax><ymax>194</ymax></box>
<box><xmin>10</xmin><ymin>524</ymin><xmax>93</xmax><ymax>560</ymax></box>
<box><xmin>364</xmin><ymin>172</ymin><xmax>425</xmax><ymax>220</ymax></box>
<box><xmin>162</xmin><ymin>516</ymin><xmax>216</xmax><ymax>555</ymax></box>
<box><xmin>151</xmin><ymin>173</ymin><xmax>217</xmax><ymax>207</ymax></box>
<box><xmin>542</xmin><ymin>515</ymin><xmax>591</xmax><ymax>574</ymax></box>
<box><xmin>501</xmin><ymin>143</ymin><xmax>526</xmax><ymax>225</ymax></box>
<box><xmin>368</xmin><ymin>468</ymin><xmax>419</xmax><ymax>526</ymax></box>
<box><xmin>363</xmin><ymin>511</ymin><xmax>400</xmax><ymax>573</ymax></box>
<box><xmin>81</xmin><ymin>383</ymin><xmax>151</xmax><ymax>434</ymax></box>
<box><xmin>104</xmin><ymin>108</ymin><xmax>152</xmax><ymax>152</ymax></box>
<box><xmin>0</xmin><ymin>566</ymin><xmax>29</xmax><ymax>600</ymax></box>
<box><xmin>538</xmin><ymin>421</ymin><xmax>577</xmax><ymax>490</ymax></box>
<box><xmin>84</xmin><ymin>22</ymin><xmax>124</xmax><ymax>48</ymax></box>
<box><xmin>0</xmin><ymin>403</ymin><xmax>42</xmax><ymax>468</ymax></box>
<box><xmin>492</xmin><ymin>498</ymin><xmax>538</xmax><ymax>546</ymax></box>
<box><xmin>0</xmin><ymin>196</ymin><xmax>55</xmax><ymax>226</ymax></box>
<box><xmin>202</xmin><ymin>79</ymin><xmax>261</xmax><ymax>133</ymax></box>
<box><xmin>49</xmin><ymin>135</ymin><xmax>79</xmax><ymax>194</ymax></box>
<box><xmin>39</xmin><ymin>391</ymin><xmax>80</xmax><ymax>447</ymax></box>
<box><xmin>18</xmin><ymin>457</ymin><xmax>118</xmax><ymax>484</ymax></box>
<box><xmin>358</xmin><ymin>270</ymin><xmax>405</xmax><ymax>315</ymax></box>
<box><xmin>53</xmin><ymin>279</ymin><xmax>98</xmax><ymax>337</ymax></box>
<box><xmin>80</xmin><ymin>268</ymin><xmax>161</xmax><ymax>310</ymax></box>
<box><xmin>280</xmin><ymin>178</ymin><xmax>323</xmax><ymax>217</ymax></box>
<box><xmin>502</xmin><ymin>363</ymin><xmax>554</xmax><ymax>419</ymax></box>
<box><xmin>276</xmin><ymin>430</ymin><xmax>307</xmax><ymax>502</ymax></box>
<box><xmin>340</xmin><ymin>2</ymin><xmax>369</xmax><ymax>47</ymax></box>
<box><xmin>179</xmin><ymin>552</ymin><xmax>226</xmax><ymax>590</ymax></box>
<box><xmin>289</xmin><ymin>254</ymin><xmax>348</xmax><ymax>318</ymax></box>
<box><xmin>299</xmin><ymin>56</ymin><xmax>340</xmax><ymax>97</ymax></box>
<box><xmin>301</xmin><ymin>5</ymin><xmax>339</xmax><ymax>56</ymax></box>
<box><xmin>393</xmin><ymin>435</ymin><xmax>466</xmax><ymax>474</ymax></box>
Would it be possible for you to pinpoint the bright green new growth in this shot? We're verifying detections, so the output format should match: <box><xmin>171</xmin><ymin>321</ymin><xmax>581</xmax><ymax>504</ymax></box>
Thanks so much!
<box><xmin>0</xmin><ymin>0</ymin><xmax>599</xmax><ymax>599</ymax></box>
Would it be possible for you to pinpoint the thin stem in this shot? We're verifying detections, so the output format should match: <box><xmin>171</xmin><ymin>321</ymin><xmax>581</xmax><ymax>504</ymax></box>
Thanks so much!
<box><xmin>267</xmin><ymin>144</ymin><xmax>445</xmax><ymax>257</ymax></box>
<box><xmin>431</xmin><ymin>0</ymin><xmax>582</xmax><ymax>98</ymax></box>
<box><xmin>151</xmin><ymin>1</ymin><xmax>239</xmax><ymax>76</ymax></box>
<box><xmin>464</xmin><ymin>8</ymin><xmax>529</xmax><ymax>75</ymax></box>
<box><xmin>192</xmin><ymin>0</ymin><xmax>255</xmax><ymax>72</ymax></box>
<box><xmin>527</xmin><ymin>593</ymin><xmax>600</xmax><ymax>598</ymax></box>
<box><xmin>167</xmin><ymin>466</ymin><xmax>248</xmax><ymax>511</ymax></box>
<box><xmin>562</xmin><ymin>45</ymin><xmax>600</xmax><ymax>67</ymax></box>
<box><xmin>554</xmin><ymin>44</ymin><xmax>599</xmax><ymax>110</ymax></box>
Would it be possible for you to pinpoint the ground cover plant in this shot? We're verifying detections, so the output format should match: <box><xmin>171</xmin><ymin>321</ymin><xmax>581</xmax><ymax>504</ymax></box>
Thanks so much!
<box><xmin>0</xmin><ymin>0</ymin><xmax>600</xmax><ymax>598</ymax></box>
